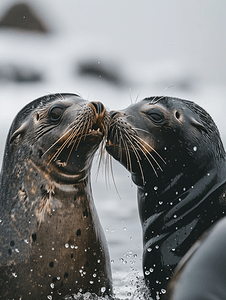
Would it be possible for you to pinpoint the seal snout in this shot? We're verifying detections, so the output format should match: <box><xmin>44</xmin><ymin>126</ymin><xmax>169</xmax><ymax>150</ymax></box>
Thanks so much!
<box><xmin>89</xmin><ymin>101</ymin><xmax>105</xmax><ymax>115</ymax></box>
<box><xmin>88</xmin><ymin>101</ymin><xmax>107</xmax><ymax>135</ymax></box>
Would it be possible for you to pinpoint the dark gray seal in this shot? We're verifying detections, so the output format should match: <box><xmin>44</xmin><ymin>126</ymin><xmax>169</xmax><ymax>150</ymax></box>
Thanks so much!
<box><xmin>0</xmin><ymin>93</ymin><xmax>112</xmax><ymax>299</ymax></box>
<box><xmin>166</xmin><ymin>216</ymin><xmax>226</xmax><ymax>300</ymax></box>
<box><xmin>106</xmin><ymin>96</ymin><xmax>226</xmax><ymax>299</ymax></box>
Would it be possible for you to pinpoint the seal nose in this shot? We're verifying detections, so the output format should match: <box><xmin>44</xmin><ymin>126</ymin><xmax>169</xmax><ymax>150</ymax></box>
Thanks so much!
<box><xmin>110</xmin><ymin>110</ymin><xmax>121</xmax><ymax>118</ymax></box>
<box><xmin>90</xmin><ymin>101</ymin><xmax>105</xmax><ymax>115</ymax></box>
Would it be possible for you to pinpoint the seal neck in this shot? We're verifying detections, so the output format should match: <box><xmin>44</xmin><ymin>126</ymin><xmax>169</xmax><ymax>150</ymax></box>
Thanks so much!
<box><xmin>138</xmin><ymin>159</ymin><xmax>226</xmax><ymax>297</ymax></box>
<box><xmin>136</xmin><ymin>158</ymin><xmax>226</xmax><ymax>246</ymax></box>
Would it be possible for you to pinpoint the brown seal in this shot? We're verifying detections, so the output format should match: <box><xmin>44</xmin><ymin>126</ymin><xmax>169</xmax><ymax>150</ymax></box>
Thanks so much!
<box><xmin>0</xmin><ymin>93</ymin><xmax>112</xmax><ymax>299</ymax></box>
<box><xmin>106</xmin><ymin>96</ymin><xmax>226</xmax><ymax>299</ymax></box>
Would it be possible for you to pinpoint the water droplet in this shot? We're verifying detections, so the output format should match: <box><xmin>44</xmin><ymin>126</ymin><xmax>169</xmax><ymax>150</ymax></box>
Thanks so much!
<box><xmin>173</xmin><ymin>215</ymin><xmax>177</xmax><ymax>218</ymax></box>
<box><xmin>123</xmin><ymin>227</ymin><xmax>127</xmax><ymax>231</ymax></box>
<box><xmin>145</xmin><ymin>270</ymin><xmax>150</xmax><ymax>275</ymax></box>
<box><xmin>101</xmin><ymin>287</ymin><xmax>106</xmax><ymax>293</ymax></box>
<box><xmin>161</xmin><ymin>289</ymin><xmax>166</xmax><ymax>294</ymax></box>
<box><xmin>149</xmin><ymin>268</ymin><xmax>154</xmax><ymax>272</ymax></box>
<box><xmin>50</xmin><ymin>283</ymin><xmax>54</xmax><ymax>289</ymax></box>
<box><xmin>155</xmin><ymin>245</ymin><xmax>159</xmax><ymax>249</ymax></box>
<box><xmin>97</xmin><ymin>259</ymin><xmax>100</xmax><ymax>263</ymax></box>
<box><xmin>70</xmin><ymin>245</ymin><xmax>74</xmax><ymax>249</ymax></box>
<box><xmin>90</xmin><ymin>280</ymin><xmax>94</xmax><ymax>284</ymax></box>
<box><xmin>15</xmin><ymin>248</ymin><xmax>19</xmax><ymax>253</ymax></box>
<box><xmin>145</xmin><ymin>192</ymin><xmax>148</xmax><ymax>196</ymax></box>
<box><xmin>111</xmin><ymin>260</ymin><xmax>114</xmax><ymax>263</ymax></box>
<box><xmin>65</xmin><ymin>243</ymin><xmax>69</xmax><ymax>248</ymax></box>
<box><xmin>207</xmin><ymin>173</ymin><xmax>210</xmax><ymax>176</ymax></box>
<box><xmin>172</xmin><ymin>248</ymin><xmax>175</xmax><ymax>252</ymax></box>
<box><xmin>147</xmin><ymin>248</ymin><xmax>152</xmax><ymax>252</ymax></box>
<box><xmin>24</xmin><ymin>239</ymin><xmax>29</xmax><ymax>244</ymax></box>
<box><xmin>57</xmin><ymin>276</ymin><xmax>60</xmax><ymax>280</ymax></box>
<box><xmin>159</xmin><ymin>201</ymin><xmax>163</xmax><ymax>205</ymax></box>
<box><xmin>164</xmin><ymin>147</ymin><xmax>167</xmax><ymax>150</ymax></box>
<box><xmin>47</xmin><ymin>296</ymin><xmax>52</xmax><ymax>300</ymax></box>
<box><xmin>12</xmin><ymin>272</ymin><xmax>17</xmax><ymax>277</ymax></box>
<box><xmin>93</xmin><ymin>273</ymin><xmax>97</xmax><ymax>277</ymax></box>
<box><xmin>154</xmin><ymin>186</ymin><xmax>158</xmax><ymax>191</ymax></box>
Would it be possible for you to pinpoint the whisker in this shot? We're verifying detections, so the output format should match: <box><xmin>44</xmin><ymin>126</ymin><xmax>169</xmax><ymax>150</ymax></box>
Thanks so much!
<box><xmin>130</xmin><ymin>135</ymin><xmax>164</xmax><ymax>170</ymax></box>
<box><xmin>122</xmin><ymin>132</ymin><xmax>145</xmax><ymax>183</ymax></box>
<box><xmin>135</xmin><ymin>93</ymin><xmax>140</xmax><ymax>103</ymax></box>
<box><xmin>48</xmin><ymin>131</ymin><xmax>75</xmax><ymax>164</ymax></box>
<box><xmin>136</xmin><ymin>136</ymin><xmax>166</xmax><ymax>164</ymax></box>
<box><xmin>120</xmin><ymin>132</ymin><xmax>132</xmax><ymax>173</ymax></box>
<box><xmin>65</xmin><ymin>139</ymin><xmax>77</xmax><ymax>165</ymax></box>
<box><xmin>129</xmin><ymin>135</ymin><xmax>159</xmax><ymax>176</ymax></box>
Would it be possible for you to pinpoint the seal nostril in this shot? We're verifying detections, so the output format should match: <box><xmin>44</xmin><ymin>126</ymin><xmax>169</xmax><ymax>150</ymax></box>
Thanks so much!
<box><xmin>110</xmin><ymin>110</ymin><xmax>119</xmax><ymax>118</ymax></box>
<box><xmin>90</xmin><ymin>101</ymin><xmax>104</xmax><ymax>115</ymax></box>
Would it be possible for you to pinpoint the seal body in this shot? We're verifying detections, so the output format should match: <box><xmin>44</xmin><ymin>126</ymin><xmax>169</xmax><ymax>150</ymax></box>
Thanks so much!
<box><xmin>166</xmin><ymin>216</ymin><xmax>226</xmax><ymax>300</ymax></box>
<box><xmin>0</xmin><ymin>94</ymin><xmax>112</xmax><ymax>299</ymax></box>
<box><xmin>106</xmin><ymin>96</ymin><xmax>226</xmax><ymax>299</ymax></box>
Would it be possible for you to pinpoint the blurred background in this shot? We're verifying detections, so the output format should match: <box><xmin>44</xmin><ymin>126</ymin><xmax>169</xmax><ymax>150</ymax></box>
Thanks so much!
<box><xmin>0</xmin><ymin>0</ymin><xmax>226</xmax><ymax>297</ymax></box>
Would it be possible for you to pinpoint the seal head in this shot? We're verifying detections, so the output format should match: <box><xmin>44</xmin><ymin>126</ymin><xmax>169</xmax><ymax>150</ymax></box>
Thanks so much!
<box><xmin>106</xmin><ymin>96</ymin><xmax>226</xmax><ymax>299</ymax></box>
<box><xmin>0</xmin><ymin>93</ymin><xmax>112</xmax><ymax>299</ymax></box>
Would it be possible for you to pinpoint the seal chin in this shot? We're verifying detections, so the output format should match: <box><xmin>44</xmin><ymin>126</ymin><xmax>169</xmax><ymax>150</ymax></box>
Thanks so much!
<box><xmin>50</xmin><ymin>168</ymin><xmax>87</xmax><ymax>184</ymax></box>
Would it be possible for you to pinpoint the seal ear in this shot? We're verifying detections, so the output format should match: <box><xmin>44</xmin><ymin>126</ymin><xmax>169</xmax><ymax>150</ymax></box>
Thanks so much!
<box><xmin>190</xmin><ymin>117</ymin><xmax>208</xmax><ymax>134</ymax></box>
<box><xmin>10</xmin><ymin>122</ymin><xmax>27</xmax><ymax>144</ymax></box>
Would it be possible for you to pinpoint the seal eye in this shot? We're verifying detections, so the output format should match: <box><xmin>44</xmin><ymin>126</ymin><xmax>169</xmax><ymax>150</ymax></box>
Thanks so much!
<box><xmin>146</xmin><ymin>111</ymin><xmax>165</xmax><ymax>124</ymax></box>
<box><xmin>49</xmin><ymin>106</ymin><xmax>64</xmax><ymax>122</ymax></box>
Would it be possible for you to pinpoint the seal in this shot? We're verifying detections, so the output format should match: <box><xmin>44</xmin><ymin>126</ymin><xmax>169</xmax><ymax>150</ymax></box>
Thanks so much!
<box><xmin>0</xmin><ymin>93</ymin><xmax>112</xmax><ymax>299</ymax></box>
<box><xmin>166</xmin><ymin>216</ymin><xmax>226</xmax><ymax>300</ymax></box>
<box><xmin>106</xmin><ymin>96</ymin><xmax>226</xmax><ymax>299</ymax></box>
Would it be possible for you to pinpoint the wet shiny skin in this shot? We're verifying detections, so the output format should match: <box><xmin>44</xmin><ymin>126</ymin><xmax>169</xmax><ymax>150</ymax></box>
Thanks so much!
<box><xmin>0</xmin><ymin>94</ymin><xmax>112</xmax><ymax>299</ymax></box>
<box><xmin>106</xmin><ymin>96</ymin><xmax>226</xmax><ymax>299</ymax></box>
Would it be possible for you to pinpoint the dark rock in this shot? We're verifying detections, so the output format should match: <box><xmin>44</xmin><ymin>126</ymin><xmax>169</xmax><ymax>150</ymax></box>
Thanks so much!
<box><xmin>78</xmin><ymin>60</ymin><xmax>123</xmax><ymax>86</ymax></box>
<box><xmin>0</xmin><ymin>64</ymin><xmax>43</xmax><ymax>83</ymax></box>
<box><xmin>0</xmin><ymin>2</ymin><xmax>49</xmax><ymax>33</ymax></box>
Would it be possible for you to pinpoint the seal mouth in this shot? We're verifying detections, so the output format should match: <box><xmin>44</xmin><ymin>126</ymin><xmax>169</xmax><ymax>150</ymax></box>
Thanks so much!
<box><xmin>86</xmin><ymin>120</ymin><xmax>104</xmax><ymax>137</ymax></box>
<box><xmin>106</xmin><ymin>120</ymin><xmax>166</xmax><ymax>180</ymax></box>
